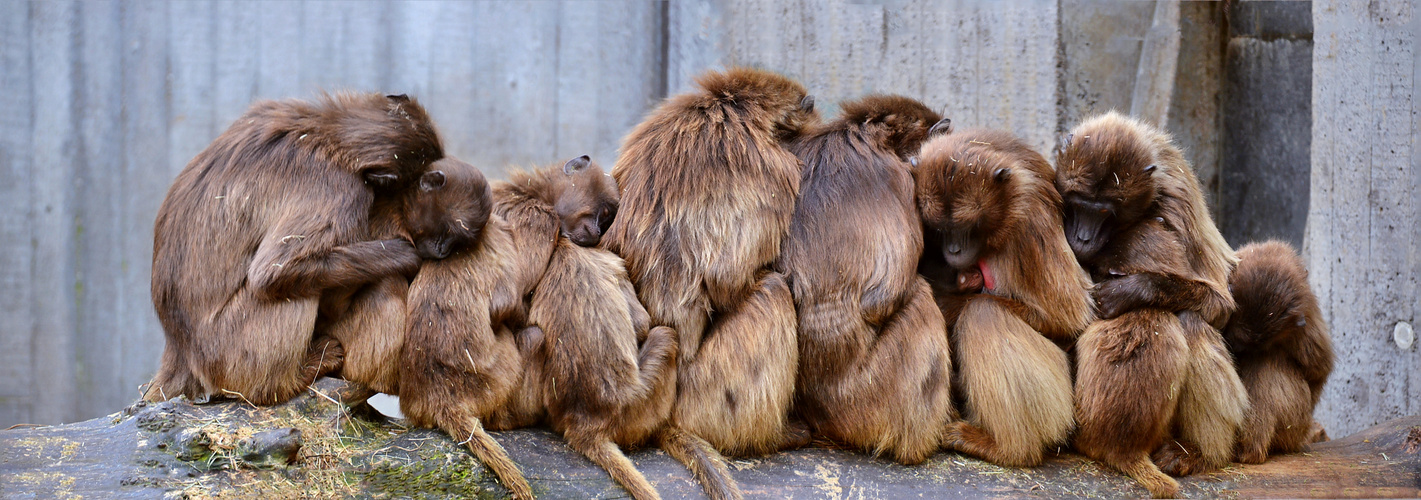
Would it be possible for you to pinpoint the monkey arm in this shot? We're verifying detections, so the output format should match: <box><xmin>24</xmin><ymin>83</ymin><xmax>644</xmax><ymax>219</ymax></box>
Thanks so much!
<box><xmin>1092</xmin><ymin>272</ymin><xmax>1233</xmax><ymax>325</ymax></box>
<box><xmin>249</xmin><ymin>236</ymin><xmax>420</xmax><ymax>301</ymax></box>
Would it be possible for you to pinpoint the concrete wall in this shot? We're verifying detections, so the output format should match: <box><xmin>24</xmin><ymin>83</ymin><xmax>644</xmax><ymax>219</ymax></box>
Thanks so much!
<box><xmin>1305</xmin><ymin>0</ymin><xmax>1420</xmax><ymax>437</ymax></box>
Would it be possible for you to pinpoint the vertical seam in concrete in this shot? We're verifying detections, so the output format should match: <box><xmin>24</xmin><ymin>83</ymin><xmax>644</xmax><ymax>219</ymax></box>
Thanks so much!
<box><xmin>657</xmin><ymin>0</ymin><xmax>669</xmax><ymax>100</ymax></box>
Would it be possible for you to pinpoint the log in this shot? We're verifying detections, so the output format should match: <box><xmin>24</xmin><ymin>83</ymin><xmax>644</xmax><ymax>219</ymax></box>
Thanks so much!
<box><xmin>2</xmin><ymin>378</ymin><xmax>1418</xmax><ymax>499</ymax></box>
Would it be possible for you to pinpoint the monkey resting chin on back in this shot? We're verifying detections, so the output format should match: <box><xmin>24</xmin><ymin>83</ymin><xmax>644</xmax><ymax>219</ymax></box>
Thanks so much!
<box><xmin>777</xmin><ymin>94</ymin><xmax>956</xmax><ymax>464</ymax></box>
<box><xmin>146</xmin><ymin>93</ymin><xmax>447</xmax><ymax>406</ymax></box>
<box><xmin>394</xmin><ymin>155</ymin><xmax>579</xmax><ymax>500</ymax></box>
<box><xmin>913</xmin><ymin>128</ymin><xmax>1093</xmax><ymax>469</ymax></box>
<box><xmin>1225</xmin><ymin>240</ymin><xmax>1334</xmax><ymax>464</ymax></box>
<box><xmin>1056</xmin><ymin>111</ymin><xmax>1248</xmax><ymax>498</ymax></box>
<box><xmin>511</xmin><ymin>155</ymin><xmax>681</xmax><ymax>500</ymax></box>
<box><xmin>601</xmin><ymin>67</ymin><xmax>818</xmax><ymax>500</ymax></box>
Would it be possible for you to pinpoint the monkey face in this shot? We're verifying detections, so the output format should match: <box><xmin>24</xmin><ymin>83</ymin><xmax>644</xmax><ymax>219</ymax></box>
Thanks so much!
<box><xmin>1055</xmin><ymin>122</ymin><xmax>1160</xmax><ymax>262</ymax></box>
<box><xmin>405</xmin><ymin>158</ymin><xmax>492</xmax><ymax>260</ymax></box>
<box><xmin>555</xmin><ymin>155</ymin><xmax>619</xmax><ymax>247</ymax></box>
<box><xmin>914</xmin><ymin>134</ymin><xmax>1015</xmax><ymax>270</ymax></box>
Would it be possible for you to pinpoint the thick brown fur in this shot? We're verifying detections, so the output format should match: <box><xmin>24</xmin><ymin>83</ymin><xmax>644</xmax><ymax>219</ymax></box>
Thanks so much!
<box><xmin>602</xmin><ymin>67</ymin><xmax>817</xmax><ymax>500</ymax></box>
<box><xmin>497</xmin><ymin>157</ymin><xmax>680</xmax><ymax>500</ymax></box>
<box><xmin>777</xmin><ymin>95</ymin><xmax>953</xmax><ymax>464</ymax></box>
<box><xmin>913</xmin><ymin>129</ymin><xmax>1093</xmax><ymax>468</ymax></box>
<box><xmin>1225</xmin><ymin>240</ymin><xmax>1333</xmax><ymax>463</ymax></box>
<box><xmin>1057</xmin><ymin>111</ymin><xmax>1247</xmax><ymax>497</ymax></box>
<box><xmin>316</xmin><ymin>157</ymin><xmax>494</xmax><ymax>398</ymax></box>
<box><xmin>146</xmin><ymin>93</ymin><xmax>442</xmax><ymax>405</ymax></box>
<box><xmin>396</xmin><ymin>158</ymin><xmax>564</xmax><ymax>500</ymax></box>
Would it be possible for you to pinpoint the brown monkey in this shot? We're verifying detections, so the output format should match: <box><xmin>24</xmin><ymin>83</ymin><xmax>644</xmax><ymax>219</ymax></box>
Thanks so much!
<box><xmin>395</xmin><ymin>158</ymin><xmax>548</xmax><ymax>500</ymax></box>
<box><xmin>397</xmin><ymin>155</ymin><xmax>623</xmax><ymax>500</ymax></box>
<box><xmin>777</xmin><ymin>95</ymin><xmax>954</xmax><ymax>464</ymax></box>
<box><xmin>146</xmin><ymin>93</ymin><xmax>443</xmax><ymax>405</ymax></box>
<box><xmin>316</xmin><ymin>156</ymin><xmax>494</xmax><ymax>398</ymax></box>
<box><xmin>493</xmin><ymin>156</ymin><xmax>679</xmax><ymax>500</ymax></box>
<box><xmin>1225</xmin><ymin>240</ymin><xmax>1333</xmax><ymax>463</ymax></box>
<box><xmin>1057</xmin><ymin>111</ymin><xmax>1247</xmax><ymax>498</ymax></box>
<box><xmin>913</xmin><ymin>129</ymin><xmax>1094</xmax><ymax>468</ymax></box>
<box><xmin>602</xmin><ymin>67</ymin><xmax>817</xmax><ymax>500</ymax></box>
<box><xmin>531</xmin><ymin>243</ymin><xmax>678</xmax><ymax>500</ymax></box>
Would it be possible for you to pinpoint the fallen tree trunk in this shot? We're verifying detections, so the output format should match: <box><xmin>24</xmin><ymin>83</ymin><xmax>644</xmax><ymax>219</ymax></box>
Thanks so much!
<box><xmin>2</xmin><ymin>378</ymin><xmax>1417</xmax><ymax>499</ymax></box>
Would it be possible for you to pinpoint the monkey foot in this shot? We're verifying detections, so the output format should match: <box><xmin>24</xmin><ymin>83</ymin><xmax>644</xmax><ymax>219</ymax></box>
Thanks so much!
<box><xmin>1152</xmin><ymin>440</ymin><xmax>1211</xmax><ymax>476</ymax></box>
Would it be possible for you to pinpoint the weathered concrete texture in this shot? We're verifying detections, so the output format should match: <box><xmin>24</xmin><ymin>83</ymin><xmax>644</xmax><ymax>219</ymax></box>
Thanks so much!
<box><xmin>1220</xmin><ymin>0</ymin><xmax>1313</xmax><ymax>248</ymax></box>
<box><xmin>1305</xmin><ymin>0</ymin><xmax>1420</xmax><ymax>438</ymax></box>
<box><xmin>669</xmin><ymin>0</ymin><xmax>1062</xmax><ymax>153</ymax></box>
<box><xmin>1058</xmin><ymin>0</ymin><xmax>1155</xmax><ymax>131</ymax></box>
<box><xmin>1167</xmin><ymin>1</ymin><xmax>1226</xmax><ymax>215</ymax></box>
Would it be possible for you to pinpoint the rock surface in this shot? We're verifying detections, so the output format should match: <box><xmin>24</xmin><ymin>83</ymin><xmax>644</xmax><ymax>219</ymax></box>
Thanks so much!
<box><xmin>2</xmin><ymin>378</ymin><xmax>1418</xmax><ymax>499</ymax></box>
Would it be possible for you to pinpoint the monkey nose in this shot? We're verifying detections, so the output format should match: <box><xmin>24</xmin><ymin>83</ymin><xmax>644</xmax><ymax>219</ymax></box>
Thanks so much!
<box><xmin>947</xmin><ymin>243</ymin><xmax>961</xmax><ymax>254</ymax></box>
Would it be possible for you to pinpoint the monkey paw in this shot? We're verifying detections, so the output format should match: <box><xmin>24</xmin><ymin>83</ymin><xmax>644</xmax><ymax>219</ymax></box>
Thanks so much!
<box><xmin>1093</xmin><ymin>274</ymin><xmax>1152</xmax><ymax>319</ymax></box>
<box><xmin>1151</xmin><ymin>441</ymin><xmax>1210</xmax><ymax>476</ymax></box>
<box><xmin>1234</xmin><ymin>445</ymin><xmax>1268</xmax><ymax>465</ymax></box>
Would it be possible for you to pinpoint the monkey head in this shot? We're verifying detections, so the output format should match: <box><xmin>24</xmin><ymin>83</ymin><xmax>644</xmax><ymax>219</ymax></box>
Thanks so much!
<box><xmin>837</xmin><ymin>94</ymin><xmax>952</xmax><ymax>160</ymax></box>
<box><xmin>403</xmin><ymin>157</ymin><xmax>493</xmax><ymax>260</ymax></box>
<box><xmin>692</xmin><ymin>67</ymin><xmax>820</xmax><ymax>142</ymax></box>
<box><xmin>325</xmin><ymin>93</ymin><xmax>445</xmax><ymax>192</ymax></box>
<box><xmin>1054</xmin><ymin>112</ymin><xmax>1161</xmax><ymax>262</ymax></box>
<box><xmin>1222</xmin><ymin>242</ymin><xmax>1313</xmax><ymax>356</ymax></box>
<box><xmin>913</xmin><ymin>129</ymin><xmax>1027</xmax><ymax>272</ymax></box>
<box><xmin>553</xmin><ymin>155</ymin><xmax>619</xmax><ymax>247</ymax></box>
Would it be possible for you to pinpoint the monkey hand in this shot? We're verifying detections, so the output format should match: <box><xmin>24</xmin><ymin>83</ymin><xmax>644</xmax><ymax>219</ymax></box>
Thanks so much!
<box><xmin>372</xmin><ymin>239</ymin><xmax>422</xmax><ymax>278</ymax></box>
<box><xmin>1092</xmin><ymin>274</ymin><xmax>1155</xmax><ymax>319</ymax></box>
<box><xmin>956</xmin><ymin>267</ymin><xmax>985</xmax><ymax>293</ymax></box>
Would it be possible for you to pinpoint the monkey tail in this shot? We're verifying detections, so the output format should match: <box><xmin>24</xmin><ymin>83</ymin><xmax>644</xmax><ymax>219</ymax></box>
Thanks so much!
<box><xmin>448</xmin><ymin>417</ymin><xmax>534</xmax><ymax>500</ymax></box>
<box><xmin>570</xmin><ymin>434</ymin><xmax>661</xmax><ymax>500</ymax></box>
<box><xmin>635</xmin><ymin>326</ymin><xmax>679</xmax><ymax>395</ymax></box>
<box><xmin>659</xmin><ymin>426</ymin><xmax>743</xmax><ymax>500</ymax></box>
<box><xmin>1117</xmin><ymin>452</ymin><xmax>1180</xmax><ymax>499</ymax></box>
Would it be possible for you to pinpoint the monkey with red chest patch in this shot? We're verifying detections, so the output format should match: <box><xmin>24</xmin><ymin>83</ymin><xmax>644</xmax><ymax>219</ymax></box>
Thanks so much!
<box><xmin>1225</xmin><ymin>240</ymin><xmax>1333</xmax><ymax>463</ymax></box>
<box><xmin>602</xmin><ymin>67</ymin><xmax>817</xmax><ymax>500</ymax></box>
<box><xmin>777</xmin><ymin>95</ymin><xmax>955</xmax><ymax>465</ymax></box>
<box><xmin>1057</xmin><ymin>111</ymin><xmax>1247</xmax><ymax>498</ymax></box>
<box><xmin>146</xmin><ymin>93</ymin><xmax>446</xmax><ymax>406</ymax></box>
<box><xmin>913</xmin><ymin>128</ymin><xmax>1094</xmax><ymax>468</ymax></box>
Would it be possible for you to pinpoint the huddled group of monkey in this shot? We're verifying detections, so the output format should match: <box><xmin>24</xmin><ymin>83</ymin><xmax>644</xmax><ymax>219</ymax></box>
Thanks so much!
<box><xmin>142</xmin><ymin>67</ymin><xmax>1335</xmax><ymax>499</ymax></box>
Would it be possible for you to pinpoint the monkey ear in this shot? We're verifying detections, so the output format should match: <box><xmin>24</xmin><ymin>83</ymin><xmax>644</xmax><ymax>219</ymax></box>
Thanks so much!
<box><xmin>799</xmin><ymin>95</ymin><xmax>815</xmax><ymax>113</ymax></box>
<box><xmin>563</xmin><ymin>155</ymin><xmax>591</xmax><ymax>175</ymax></box>
<box><xmin>386</xmin><ymin>94</ymin><xmax>410</xmax><ymax>102</ymax></box>
<box><xmin>909</xmin><ymin>156</ymin><xmax>920</xmax><ymax>168</ymax></box>
<box><xmin>420</xmin><ymin>170</ymin><xmax>446</xmax><ymax>191</ymax></box>
<box><xmin>928</xmin><ymin>118</ymin><xmax>953</xmax><ymax>137</ymax></box>
<box><xmin>1143</xmin><ymin>164</ymin><xmax>1158</xmax><ymax>174</ymax></box>
<box><xmin>364</xmin><ymin>169</ymin><xmax>399</xmax><ymax>188</ymax></box>
<box><xmin>993</xmin><ymin>167</ymin><xmax>1012</xmax><ymax>182</ymax></box>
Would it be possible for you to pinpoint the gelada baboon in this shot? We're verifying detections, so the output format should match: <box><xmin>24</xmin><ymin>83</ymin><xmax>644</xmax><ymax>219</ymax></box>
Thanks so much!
<box><xmin>533</xmin><ymin>215</ymin><xmax>679</xmax><ymax>499</ymax></box>
<box><xmin>395</xmin><ymin>157</ymin><xmax>558</xmax><ymax>500</ymax></box>
<box><xmin>602</xmin><ymin>67</ymin><xmax>817</xmax><ymax>500</ymax></box>
<box><xmin>777</xmin><ymin>95</ymin><xmax>954</xmax><ymax>464</ymax></box>
<box><xmin>146</xmin><ymin>93</ymin><xmax>443</xmax><ymax>406</ymax></box>
<box><xmin>1057</xmin><ymin>111</ymin><xmax>1247</xmax><ymax>498</ymax></box>
<box><xmin>316</xmin><ymin>156</ymin><xmax>494</xmax><ymax>398</ymax></box>
<box><xmin>1225</xmin><ymin>240</ymin><xmax>1333</xmax><ymax>463</ymax></box>
<box><xmin>913</xmin><ymin>128</ymin><xmax>1093</xmax><ymax>468</ymax></box>
<box><xmin>397</xmin><ymin>155</ymin><xmax>624</xmax><ymax>500</ymax></box>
